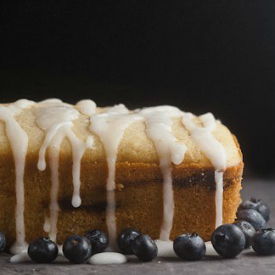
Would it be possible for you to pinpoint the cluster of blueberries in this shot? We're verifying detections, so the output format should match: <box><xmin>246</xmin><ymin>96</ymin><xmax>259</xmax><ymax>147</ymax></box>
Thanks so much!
<box><xmin>202</xmin><ymin>197</ymin><xmax>275</xmax><ymax>259</ymax></box>
<box><xmin>0</xmin><ymin>198</ymin><xmax>274</xmax><ymax>264</ymax></box>
<box><xmin>145</xmin><ymin>197</ymin><xmax>274</xmax><ymax>261</ymax></box>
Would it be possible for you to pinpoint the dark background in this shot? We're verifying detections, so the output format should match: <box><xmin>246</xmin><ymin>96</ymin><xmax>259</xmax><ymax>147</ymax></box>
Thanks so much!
<box><xmin>1</xmin><ymin>0</ymin><xmax>275</xmax><ymax>178</ymax></box>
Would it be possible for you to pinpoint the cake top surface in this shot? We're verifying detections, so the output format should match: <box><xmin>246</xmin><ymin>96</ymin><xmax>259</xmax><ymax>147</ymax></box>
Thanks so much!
<box><xmin>0</xmin><ymin>99</ymin><xmax>242</xmax><ymax>168</ymax></box>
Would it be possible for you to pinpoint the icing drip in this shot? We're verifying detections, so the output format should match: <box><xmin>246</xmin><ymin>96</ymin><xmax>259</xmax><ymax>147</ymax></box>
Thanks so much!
<box><xmin>0</xmin><ymin>99</ymin><xmax>35</xmax><ymax>254</ymax></box>
<box><xmin>139</xmin><ymin>107</ymin><xmax>187</xmax><ymax>241</ymax></box>
<box><xmin>46</xmin><ymin>131</ymin><xmax>63</xmax><ymax>241</ymax></box>
<box><xmin>214</xmin><ymin>171</ymin><xmax>224</xmax><ymax>227</ymax></box>
<box><xmin>84</xmin><ymin>103</ymin><xmax>142</xmax><ymax>249</ymax></box>
<box><xmin>58</xmin><ymin>245</ymin><xmax>64</xmax><ymax>256</ymax></box>
<box><xmin>35</xmin><ymin>99</ymin><xmax>94</xmax><ymax>241</ymax></box>
<box><xmin>182</xmin><ymin>112</ymin><xmax>227</xmax><ymax>228</ymax></box>
<box><xmin>155</xmin><ymin>240</ymin><xmax>176</xmax><ymax>257</ymax></box>
<box><xmin>43</xmin><ymin>216</ymin><xmax>51</xmax><ymax>233</ymax></box>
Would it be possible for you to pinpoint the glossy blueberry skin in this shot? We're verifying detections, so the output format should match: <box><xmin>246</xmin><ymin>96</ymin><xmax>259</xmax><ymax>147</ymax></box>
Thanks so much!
<box><xmin>131</xmin><ymin>235</ymin><xmax>158</xmax><ymax>262</ymax></box>
<box><xmin>28</xmin><ymin>237</ymin><xmax>58</xmax><ymax>263</ymax></box>
<box><xmin>238</xmin><ymin>198</ymin><xmax>270</xmax><ymax>222</ymax></box>
<box><xmin>252</xmin><ymin>228</ymin><xmax>275</xmax><ymax>256</ymax></box>
<box><xmin>211</xmin><ymin>224</ymin><xmax>245</xmax><ymax>258</ymax></box>
<box><xmin>234</xmin><ymin>220</ymin><xmax>256</xmax><ymax>248</ymax></box>
<box><xmin>85</xmin><ymin>229</ymin><xmax>109</xmax><ymax>254</ymax></box>
<box><xmin>0</xmin><ymin>232</ymin><xmax>6</xmax><ymax>254</ymax></box>
<box><xmin>236</xmin><ymin>209</ymin><xmax>266</xmax><ymax>230</ymax></box>
<box><xmin>173</xmin><ymin>233</ymin><xmax>206</xmax><ymax>261</ymax></box>
<box><xmin>63</xmin><ymin>235</ymin><xmax>92</xmax><ymax>264</ymax></box>
<box><xmin>117</xmin><ymin>228</ymin><xmax>141</xmax><ymax>255</ymax></box>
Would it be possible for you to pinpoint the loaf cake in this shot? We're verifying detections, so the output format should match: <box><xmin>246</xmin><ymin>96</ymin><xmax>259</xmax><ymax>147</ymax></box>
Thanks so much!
<box><xmin>0</xmin><ymin>99</ymin><xmax>243</xmax><ymax>254</ymax></box>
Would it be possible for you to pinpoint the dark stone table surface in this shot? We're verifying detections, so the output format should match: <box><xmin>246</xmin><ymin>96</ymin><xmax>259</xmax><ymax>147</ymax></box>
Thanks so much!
<box><xmin>0</xmin><ymin>180</ymin><xmax>274</xmax><ymax>275</ymax></box>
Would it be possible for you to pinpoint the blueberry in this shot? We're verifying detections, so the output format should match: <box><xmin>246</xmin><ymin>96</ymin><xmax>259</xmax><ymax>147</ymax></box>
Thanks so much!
<box><xmin>85</xmin><ymin>229</ymin><xmax>109</xmax><ymax>254</ymax></box>
<box><xmin>0</xmin><ymin>232</ymin><xmax>6</xmax><ymax>253</ymax></box>
<box><xmin>28</xmin><ymin>237</ymin><xmax>58</xmax><ymax>263</ymax></box>
<box><xmin>238</xmin><ymin>198</ymin><xmax>270</xmax><ymax>222</ymax></box>
<box><xmin>63</xmin><ymin>235</ymin><xmax>92</xmax><ymax>263</ymax></box>
<box><xmin>257</xmin><ymin>203</ymin><xmax>270</xmax><ymax>222</ymax></box>
<box><xmin>252</xmin><ymin>228</ymin><xmax>275</xmax><ymax>256</ymax></box>
<box><xmin>117</xmin><ymin>228</ymin><xmax>141</xmax><ymax>255</ymax></box>
<box><xmin>233</xmin><ymin>220</ymin><xmax>256</xmax><ymax>248</ymax></box>
<box><xmin>211</xmin><ymin>224</ymin><xmax>245</xmax><ymax>258</ymax></box>
<box><xmin>173</xmin><ymin>233</ymin><xmax>206</xmax><ymax>261</ymax></box>
<box><xmin>131</xmin><ymin>235</ymin><xmax>158</xmax><ymax>262</ymax></box>
<box><xmin>236</xmin><ymin>209</ymin><xmax>266</xmax><ymax>230</ymax></box>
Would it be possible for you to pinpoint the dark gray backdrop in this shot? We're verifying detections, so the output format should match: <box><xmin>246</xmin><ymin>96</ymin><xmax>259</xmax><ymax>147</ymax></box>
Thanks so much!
<box><xmin>1</xmin><ymin>0</ymin><xmax>275</xmax><ymax>177</ymax></box>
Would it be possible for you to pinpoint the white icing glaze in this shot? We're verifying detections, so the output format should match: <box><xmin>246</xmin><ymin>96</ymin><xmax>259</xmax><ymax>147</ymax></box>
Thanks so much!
<box><xmin>35</xmin><ymin>99</ymin><xmax>94</xmax><ymax>241</ymax></box>
<box><xmin>10</xmin><ymin>245</ymin><xmax>64</xmax><ymax>263</ymax></box>
<box><xmin>155</xmin><ymin>240</ymin><xmax>176</xmax><ymax>258</ymax></box>
<box><xmin>46</xmin><ymin>132</ymin><xmax>63</xmax><ymax>241</ymax></box>
<box><xmin>214</xmin><ymin>171</ymin><xmax>224</xmax><ymax>227</ymax></box>
<box><xmin>58</xmin><ymin>245</ymin><xmax>64</xmax><ymax>256</ymax></box>
<box><xmin>205</xmin><ymin>241</ymin><xmax>219</xmax><ymax>256</ymax></box>
<box><xmin>43</xmin><ymin>216</ymin><xmax>51</xmax><ymax>233</ymax></box>
<box><xmin>0</xmin><ymin>99</ymin><xmax>35</xmax><ymax>254</ymax></box>
<box><xmin>78</xmin><ymin>102</ymin><xmax>188</xmax><ymax>244</ymax></box>
<box><xmin>89</xmin><ymin>252</ymin><xmax>127</xmax><ymax>265</ymax></box>
<box><xmin>76</xmin><ymin>99</ymin><xmax>96</xmax><ymax>116</ymax></box>
<box><xmin>10</xmin><ymin>243</ymin><xmax>28</xmax><ymax>256</ymax></box>
<box><xmin>139</xmin><ymin>106</ymin><xmax>187</xmax><ymax>241</ymax></box>
<box><xmin>87</xmin><ymin>103</ymin><xmax>142</xmax><ymax>248</ymax></box>
<box><xmin>10</xmin><ymin>252</ymin><xmax>31</xmax><ymax>263</ymax></box>
<box><xmin>182</xmin><ymin>112</ymin><xmax>227</xmax><ymax>228</ymax></box>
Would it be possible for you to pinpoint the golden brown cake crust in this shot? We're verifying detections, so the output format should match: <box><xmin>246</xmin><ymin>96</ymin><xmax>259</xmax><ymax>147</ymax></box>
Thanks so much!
<box><xmin>0</xmin><ymin>106</ymin><xmax>242</xmax><ymax>167</ymax></box>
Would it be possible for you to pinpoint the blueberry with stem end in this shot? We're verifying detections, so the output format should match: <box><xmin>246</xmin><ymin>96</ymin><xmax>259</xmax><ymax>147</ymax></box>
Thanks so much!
<box><xmin>211</xmin><ymin>224</ymin><xmax>245</xmax><ymax>258</ymax></box>
<box><xmin>117</xmin><ymin>228</ymin><xmax>141</xmax><ymax>255</ymax></box>
<box><xmin>63</xmin><ymin>235</ymin><xmax>92</xmax><ymax>264</ymax></box>
<box><xmin>28</xmin><ymin>237</ymin><xmax>58</xmax><ymax>263</ymax></box>
<box><xmin>173</xmin><ymin>233</ymin><xmax>206</xmax><ymax>261</ymax></box>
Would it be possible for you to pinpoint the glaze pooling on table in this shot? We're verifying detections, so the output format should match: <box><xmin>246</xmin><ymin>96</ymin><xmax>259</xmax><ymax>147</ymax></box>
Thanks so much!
<box><xmin>0</xmin><ymin>99</ymin><xmax>228</xmax><ymax>253</ymax></box>
<box><xmin>89</xmin><ymin>252</ymin><xmax>127</xmax><ymax>265</ymax></box>
<box><xmin>0</xmin><ymin>99</ymin><xmax>35</xmax><ymax>254</ymax></box>
<box><xmin>10</xmin><ymin>252</ymin><xmax>31</xmax><ymax>263</ymax></box>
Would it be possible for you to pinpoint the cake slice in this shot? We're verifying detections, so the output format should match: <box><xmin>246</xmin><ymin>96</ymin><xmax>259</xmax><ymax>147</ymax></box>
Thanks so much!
<box><xmin>0</xmin><ymin>99</ymin><xmax>243</xmax><ymax>253</ymax></box>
